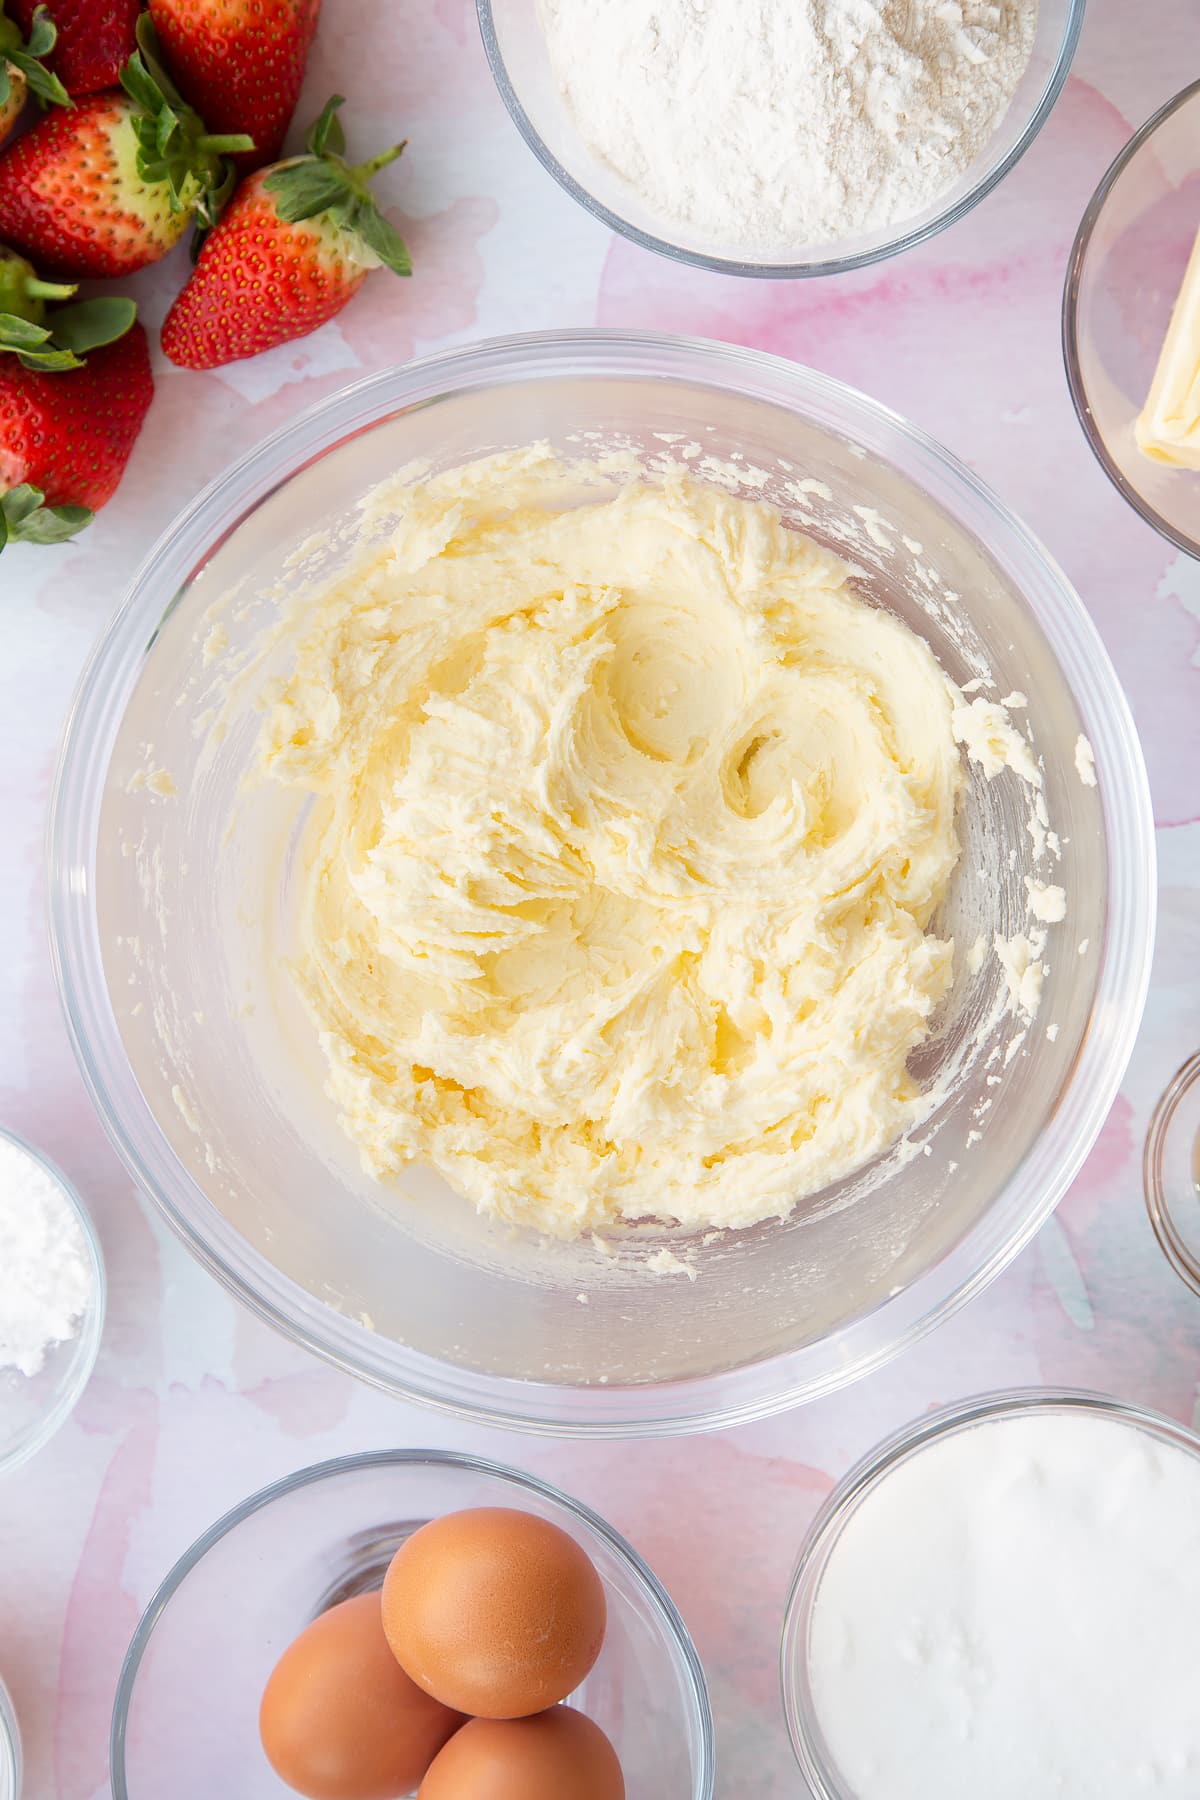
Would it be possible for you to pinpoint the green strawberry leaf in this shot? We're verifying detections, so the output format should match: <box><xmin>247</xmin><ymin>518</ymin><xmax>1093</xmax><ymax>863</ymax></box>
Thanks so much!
<box><xmin>0</xmin><ymin>312</ymin><xmax>81</xmax><ymax>368</ymax></box>
<box><xmin>306</xmin><ymin>95</ymin><xmax>347</xmax><ymax>159</ymax></box>
<box><xmin>22</xmin><ymin>6</ymin><xmax>58</xmax><ymax>58</ymax></box>
<box><xmin>121</xmin><ymin>18</ymin><xmax>253</xmax><ymax>218</ymax></box>
<box><xmin>0</xmin><ymin>63</ymin><xmax>9</xmax><ymax>108</ymax></box>
<box><xmin>155</xmin><ymin>102</ymin><xmax>182</xmax><ymax>160</ymax></box>
<box><xmin>119</xmin><ymin>47</ymin><xmax>166</xmax><ymax>117</ymax></box>
<box><xmin>14</xmin><ymin>344</ymin><xmax>83</xmax><ymax>370</ymax></box>
<box><xmin>192</xmin><ymin>158</ymin><xmax>240</xmax><ymax>227</ymax></box>
<box><xmin>260</xmin><ymin>99</ymin><xmax>412</xmax><ymax>282</ymax></box>
<box><xmin>265</xmin><ymin>162</ymin><xmax>355</xmax><ymax>224</ymax></box>
<box><xmin>352</xmin><ymin>203</ymin><xmax>412</xmax><ymax>277</ymax></box>
<box><xmin>130</xmin><ymin>11</ymin><xmax>185</xmax><ymax>108</ymax></box>
<box><xmin>18</xmin><ymin>504</ymin><xmax>93</xmax><ymax>543</ymax></box>
<box><xmin>49</xmin><ymin>296</ymin><xmax>137</xmax><ymax>354</ymax></box>
<box><xmin>8</xmin><ymin>7</ymin><xmax>71</xmax><ymax>109</ymax></box>
<box><xmin>0</xmin><ymin>313</ymin><xmax>53</xmax><ymax>351</ymax></box>
<box><xmin>12</xmin><ymin>54</ymin><xmax>70</xmax><ymax>109</ymax></box>
<box><xmin>0</xmin><ymin>294</ymin><xmax>135</xmax><ymax>368</ymax></box>
<box><xmin>0</xmin><ymin>485</ymin><xmax>93</xmax><ymax>550</ymax></box>
<box><xmin>2</xmin><ymin>484</ymin><xmax>45</xmax><ymax>527</ymax></box>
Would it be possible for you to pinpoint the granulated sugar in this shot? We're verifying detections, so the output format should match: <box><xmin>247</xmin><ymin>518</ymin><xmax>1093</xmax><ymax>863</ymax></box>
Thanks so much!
<box><xmin>808</xmin><ymin>1410</ymin><xmax>1200</xmax><ymax>1798</ymax></box>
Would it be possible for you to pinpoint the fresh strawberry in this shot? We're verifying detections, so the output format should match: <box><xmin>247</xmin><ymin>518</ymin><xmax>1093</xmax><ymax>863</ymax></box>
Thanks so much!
<box><xmin>0</xmin><ymin>17</ymin><xmax>252</xmax><ymax>278</ymax></box>
<box><xmin>7</xmin><ymin>0</ymin><xmax>139</xmax><ymax>96</ymax></box>
<box><xmin>161</xmin><ymin>96</ymin><xmax>409</xmax><ymax>370</ymax></box>
<box><xmin>1</xmin><ymin>298</ymin><xmax>151</xmax><ymax>549</ymax></box>
<box><xmin>150</xmin><ymin>0</ymin><xmax>321</xmax><ymax>173</ymax></box>
<box><xmin>0</xmin><ymin>4</ymin><xmax>70</xmax><ymax>147</ymax></box>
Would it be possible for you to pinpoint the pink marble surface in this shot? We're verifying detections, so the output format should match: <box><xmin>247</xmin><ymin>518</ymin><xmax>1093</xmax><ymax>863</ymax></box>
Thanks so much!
<box><xmin>2</xmin><ymin>0</ymin><xmax>1199</xmax><ymax>1793</ymax></box>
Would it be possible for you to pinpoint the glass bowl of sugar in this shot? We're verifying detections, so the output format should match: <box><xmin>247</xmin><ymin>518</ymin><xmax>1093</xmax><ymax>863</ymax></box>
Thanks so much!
<box><xmin>0</xmin><ymin>1125</ymin><xmax>105</xmax><ymax>1478</ymax></box>
<box><xmin>478</xmin><ymin>0</ymin><xmax>1085</xmax><ymax>277</ymax></box>
<box><xmin>782</xmin><ymin>1389</ymin><xmax>1200</xmax><ymax>1798</ymax></box>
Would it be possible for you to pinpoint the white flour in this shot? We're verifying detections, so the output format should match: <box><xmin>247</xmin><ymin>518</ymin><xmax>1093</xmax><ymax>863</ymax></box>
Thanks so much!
<box><xmin>538</xmin><ymin>0</ymin><xmax>1039</xmax><ymax>253</ymax></box>
<box><xmin>0</xmin><ymin>1137</ymin><xmax>93</xmax><ymax>1378</ymax></box>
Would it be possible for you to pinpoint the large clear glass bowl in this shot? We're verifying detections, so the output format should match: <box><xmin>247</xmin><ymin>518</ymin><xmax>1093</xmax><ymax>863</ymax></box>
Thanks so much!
<box><xmin>49</xmin><ymin>331</ymin><xmax>1155</xmax><ymax>1437</ymax></box>
<box><xmin>780</xmin><ymin>1388</ymin><xmax>1200</xmax><ymax>1795</ymax></box>
<box><xmin>110</xmin><ymin>1449</ymin><xmax>714</xmax><ymax>1799</ymax></box>
<box><xmin>1064</xmin><ymin>78</ymin><xmax>1200</xmax><ymax>558</ymax></box>
<box><xmin>478</xmin><ymin>0</ymin><xmax>1085</xmax><ymax>277</ymax></box>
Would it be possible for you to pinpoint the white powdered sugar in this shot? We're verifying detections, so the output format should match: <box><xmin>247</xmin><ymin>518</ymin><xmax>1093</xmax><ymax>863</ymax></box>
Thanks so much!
<box><xmin>0</xmin><ymin>1137</ymin><xmax>93</xmax><ymax>1378</ymax></box>
<box><xmin>538</xmin><ymin>0</ymin><xmax>1038</xmax><ymax>253</ymax></box>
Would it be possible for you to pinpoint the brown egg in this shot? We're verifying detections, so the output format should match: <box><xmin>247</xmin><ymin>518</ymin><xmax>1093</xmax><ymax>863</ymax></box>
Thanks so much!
<box><xmin>418</xmin><ymin>1706</ymin><xmax>625</xmax><ymax>1800</ymax></box>
<box><xmin>381</xmin><ymin>1507</ymin><xmax>607</xmax><ymax>1718</ymax></box>
<box><xmin>259</xmin><ymin>1591</ymin><xmax>465</xmax><ymax>1800</ymax></box>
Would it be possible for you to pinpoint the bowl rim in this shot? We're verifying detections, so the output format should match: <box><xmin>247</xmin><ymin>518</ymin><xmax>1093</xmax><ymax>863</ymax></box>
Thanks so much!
<box><xmin>0</xmin><ymin>1677</ymin><xmax>20</xmax><ymax>1800</ymax></box>
<box><xmin>1062</xmin><ymin>74</ymin><xmax>1200</xmax><ymax>560</ymax></box>
<box><xmin>0</xmin><ymin>1122</ymin><xmax>106</xmax><ymax>1480</ymax></box>
<box><xmin>48</xmin><ymin>329</ymin><xmax>1157</xmax><ymax>1438</ymax></box>
<box><xmin>476</xmin><ymin>0</ymin><xmax>1086</xmax><ymax>278</ymax></box>
<box><xmin>108</xmin><ymin>1445</ymin><xmax>716</xmax><ymax>1800</ymax></box>
<box><xmin>779</xmin><ymin>1385</ymin><xmax>1200</xmax><ymax>1795</ymax></box>
<box><xmin>1143</xmin><ymin>1047</ymin><xmax>1200</xmax><ymax>1297</ymax></box>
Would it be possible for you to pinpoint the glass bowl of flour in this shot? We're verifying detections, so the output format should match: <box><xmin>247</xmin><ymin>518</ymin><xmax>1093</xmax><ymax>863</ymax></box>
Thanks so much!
<box><xmin>478</xmin><ymin>0</ymin><xmax>1085</xmax><ymax>275</ymax></box>
<box><xmin>0</xmin><ymin>1126</ymin><xmax>105</xmax><ymax>1478</ymax></box>
<box><xmin>49</xmin><ymin>332</ymin><xmax>1152</xmax><ymax>1436</ymax></box>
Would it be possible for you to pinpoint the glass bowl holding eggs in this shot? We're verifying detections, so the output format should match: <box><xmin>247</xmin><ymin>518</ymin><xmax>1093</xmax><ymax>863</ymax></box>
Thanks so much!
<box><xmin>109</xmin><ymin>1448</ymin><xmax>713</xmax><ymax>1799</ymax></box>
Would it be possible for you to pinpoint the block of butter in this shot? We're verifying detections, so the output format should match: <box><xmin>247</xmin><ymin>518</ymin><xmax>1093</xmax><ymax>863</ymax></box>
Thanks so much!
<box><xmin>1136</xmin><ymin>224</ymin><xmax>1200</xmax><ymax>469</ymax></box>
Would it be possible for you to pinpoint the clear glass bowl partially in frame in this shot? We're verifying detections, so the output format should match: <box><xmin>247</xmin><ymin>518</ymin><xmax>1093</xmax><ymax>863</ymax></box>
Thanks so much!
<box><xmin>49</xmin><ymin>331</ymin><xmax>1155</xmax><ymax>1437</ymax></box>
<box><xmin>0</xmin><ymin>1678</ymin><xmax>19</xmax><ymax>1800</ymax></box>
<box><xmin>110</xmin><ymin>1449</ymin><xmax>714</xmax><ymax>1800</ymax></box>
<box><xmin>780</xmin><ymin>1388</ymin><xmax>1200</xmax><ymax>1796</ymax></box>
<box><xmin>479</xmin><ymin>0</ymin><xmax>1085</xmax><ymax>277</ymax></box>
<box><xmin>1144</xmin><ymin>1049</ymin><xmax>1200</xmax><ymax>1298</ymax></box>
<box><xmin>0</xmin><ymin>1124</ymin><xmax>105</xmax><ymax>1479</ymax></box>
<box><xmin>1064</xmin><ymin>77</ymin><xmax>1200</xmax><ymax>559</ymax></box>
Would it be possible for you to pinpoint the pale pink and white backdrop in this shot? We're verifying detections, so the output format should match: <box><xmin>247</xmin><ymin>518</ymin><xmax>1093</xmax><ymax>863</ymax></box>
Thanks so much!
<box><xmin>2</xmin><ymin>1</ymin><xmax>1199</xmax><ymax>1793</ymax></box>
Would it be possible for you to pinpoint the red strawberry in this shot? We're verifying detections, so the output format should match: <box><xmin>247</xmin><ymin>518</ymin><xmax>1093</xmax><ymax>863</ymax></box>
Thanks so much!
<box><xmin>161</xmin><ymin>96</ymin><xmax>410</xmax><ymax>371</ymax></box>
<box><xmin>8</xmin><ymin>0</ymin><xmax>140</xmax><ymax>96</ymax></box>
<box><xmin>1</xmin><ymin>301</ymin><xmax>152</xmax><ymax>549</ymax></box>
<box><xmin>0</xmin><ymin>18</ymin><xmax>252</xmax><ymax>278</ymax></box>
<box><xmin>150</xmin><ymin>0</ymin><xmax>321</xmax><ymax>174</ymax></box>
<box><xmin>0</xmin><ymin>3</ymin><xmax>70</xmax><ymax>147</ymax></box>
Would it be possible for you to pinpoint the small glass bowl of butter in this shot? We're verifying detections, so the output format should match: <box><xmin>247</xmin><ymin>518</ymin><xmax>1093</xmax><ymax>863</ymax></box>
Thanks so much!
<box><xmin>1064</xmin><ymin>78</ymin><xmax>1200</xmax><ymax>559</ymax></box>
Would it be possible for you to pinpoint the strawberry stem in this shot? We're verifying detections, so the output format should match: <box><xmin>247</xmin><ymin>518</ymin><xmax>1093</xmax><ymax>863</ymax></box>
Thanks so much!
<box><xmin>351</xmin><ymin>143</ymin><xmax>407</xmax><ymax>182</ymax></box>
<box><xmin>196</xmin><ymin>133</ymin><xmax>256</xmax><ymax>155</ymax></box>
<box><xmin>24</xmin><ymin>277</ymin><xmax>75</xmax><ymax>301</ymax></box>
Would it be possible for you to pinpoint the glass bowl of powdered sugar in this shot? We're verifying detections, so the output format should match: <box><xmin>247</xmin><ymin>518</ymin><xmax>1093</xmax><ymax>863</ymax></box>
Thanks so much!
<box><xmin>479</xmin><ymin>0</ymin><xmax>1084</xmax><ymax>276</ymax></box>
<box><xmin>0</xmin><ymin>1124</ymin><xmax>105</xmax><ymax>1478</ymax></box>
